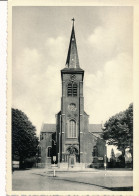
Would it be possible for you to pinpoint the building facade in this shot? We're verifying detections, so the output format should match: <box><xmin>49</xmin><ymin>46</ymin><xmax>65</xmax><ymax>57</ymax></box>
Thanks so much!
<box><xmin>40</xmin><ymin>21</ymin><xmax>106</xmax><ymax>168</ymax></box>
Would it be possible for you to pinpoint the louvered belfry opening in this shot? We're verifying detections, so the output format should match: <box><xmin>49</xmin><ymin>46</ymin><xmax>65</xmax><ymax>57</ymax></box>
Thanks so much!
<box><xmin>73</xmin><ymin>83</ymin><xmax>77</xmax><ymax>96</ymax></box>
<box><xmin>67</xmin><ymin>83</ymin><xmax>72</xmax><ymax>96</ymax></box>
<box><xmin>67</xmin><ymin>82</ymin><xmax>77</xmax><ymax>96</ymax></box>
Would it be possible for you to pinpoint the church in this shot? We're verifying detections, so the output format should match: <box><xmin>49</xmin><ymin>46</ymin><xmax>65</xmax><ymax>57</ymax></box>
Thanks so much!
<box><xmin>40</xmin><ymin>19</ymin><xmax>106</xmax><ymax>169</ymax></box>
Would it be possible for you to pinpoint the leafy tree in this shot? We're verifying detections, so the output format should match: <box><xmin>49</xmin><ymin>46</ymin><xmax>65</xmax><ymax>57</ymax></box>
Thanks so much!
<box><xmin>110</xmin><ymin>148</ymin><xmax>116</xmax><ymax>168</ymax></box>
<box><xmin>110</xmin><ymin>148</ymin><xmax>116</xmax><ymax>161</ymax></box>
<box><xmin>103</xmin><ymin>103</ymin><xmax>133</xmax><ymax>166</ymax></box>
<box><xmin>12</xmin><ymin>108</ymin><xmax>39</xmax><ymax>169</ymax></box>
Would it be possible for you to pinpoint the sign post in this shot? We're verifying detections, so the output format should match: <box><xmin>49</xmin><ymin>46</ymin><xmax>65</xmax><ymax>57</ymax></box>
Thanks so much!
<box><xmin>104</xmin><ymin>155</ymin><xmax>107</xmax><ymax>170</ymax></box>
<box><xmin>53</xmin><ymin>156</ymin><xmax>56</xmax><ymax>177</ymax></box>
<box><xmin>104</xmin><ymin>143</ymin><xmax>107</xmax><ymax>171</ymax></box>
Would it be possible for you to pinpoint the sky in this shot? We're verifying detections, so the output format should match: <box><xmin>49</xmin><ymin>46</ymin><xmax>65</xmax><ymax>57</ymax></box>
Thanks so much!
<box><xmin>12</xmin><ymin>6</ymin><xmax>133</xmax><ymax>136</ymax></box>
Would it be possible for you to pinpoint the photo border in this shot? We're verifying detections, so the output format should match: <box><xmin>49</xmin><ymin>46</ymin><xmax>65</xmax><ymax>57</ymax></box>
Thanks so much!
<box><xmin>7</xmin><ymin>0</ymin><xmax>139</xmax><ymax>195</ymax></box>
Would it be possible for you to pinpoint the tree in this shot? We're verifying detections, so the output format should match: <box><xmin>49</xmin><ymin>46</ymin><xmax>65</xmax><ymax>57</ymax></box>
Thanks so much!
<box><xmin>12</xmin><ymin>108</ymin><xmax>39</xmax><ymax>169</ymax></box>
<box><xmin>103</xmin><ymin>103</ymin><xmax>133</xmax><ymax>167</ymax></box>
<box><xmin>110</xmin><ymin>148</ymin><xmax>116</xmax><ymax>168</ymax></box>
<box><xmin>110</xmin><ymin>148</ymin><xmax>116</xmax><ymax>161</ymax></box>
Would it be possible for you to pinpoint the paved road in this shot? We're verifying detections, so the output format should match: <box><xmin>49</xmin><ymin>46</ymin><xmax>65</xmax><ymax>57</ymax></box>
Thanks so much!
<box><xmin>12</xmin><ymin>168</ymin><xmax>133</xmax><ymax>191</ymax></box>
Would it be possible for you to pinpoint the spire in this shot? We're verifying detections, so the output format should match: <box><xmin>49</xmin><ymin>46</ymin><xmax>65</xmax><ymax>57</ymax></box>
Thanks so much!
<box><xmin>65</xmin><ymin>18</ymin><xmax>80</xmax><ymax>69</ymax></box>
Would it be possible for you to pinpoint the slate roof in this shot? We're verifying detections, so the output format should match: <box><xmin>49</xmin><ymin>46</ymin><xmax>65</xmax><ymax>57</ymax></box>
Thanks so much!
<box><xmin>41</xmin><ymin>123</ymin><xmax>56</xmax><ymax>133</ymax></box>
<box><xmin>89</xmin><ymin>124</ymin><xmax>103</xmax><ymax>133</ymax></box>
<box><xmin>41</xmin><ymin>123</ymin><xmax>103</xmax><ymax>134</ymax></box>
<box><xmin>65</xmin><ymin>23</ymin><xmax>80</xmax><ymax>69</ymax></box>
<box><xmin>91</xmin><ymin>133</ymin><xmax>103</xmax><ymax>139</ymax></box>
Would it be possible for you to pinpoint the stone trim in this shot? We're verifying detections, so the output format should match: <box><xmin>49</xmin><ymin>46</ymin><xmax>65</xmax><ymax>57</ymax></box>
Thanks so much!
<box><xmin>65</xmin><ymin>142</ymin><xmax>79</xmax><ymax>145</ymax></box>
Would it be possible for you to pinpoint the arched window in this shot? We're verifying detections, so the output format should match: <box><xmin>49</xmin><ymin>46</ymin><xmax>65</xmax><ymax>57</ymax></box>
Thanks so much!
<box><xmin>40</xmin><ymin>134</ymin><xmax>43</xmax><ymax>140</ymax></box>
<box><xmin>93</xmin><ymin>146</ymin><xmax>98</xmax><ymax>157</ymax></box>
<box><xmin>47</xmin><ymin>147</ymin><xmax>52</xmax><ymax>157</ymax></box>
<box><xmin>68</xmin><ymin>120</ymin><xmax>77</xmax><ymax>138</ymax></box>
<box><xmin>68</xmin><ymin>83</ymin><xmax>72</xmax><ymax>96</ymax></box>
<box><xmin>67</xmin><ymin>83</ymin><xmax>77</xmax><ymax>96</ymax></box>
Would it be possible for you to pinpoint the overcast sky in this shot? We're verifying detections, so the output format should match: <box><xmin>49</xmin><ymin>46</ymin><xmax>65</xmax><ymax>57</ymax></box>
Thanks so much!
<box><xmin>12</xmin><ymin>6</ymin><xmax>133</xmax><ymax>136</ymax></box>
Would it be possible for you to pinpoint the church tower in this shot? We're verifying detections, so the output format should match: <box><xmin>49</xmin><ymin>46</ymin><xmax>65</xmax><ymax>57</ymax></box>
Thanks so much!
<box><xmin>57</xmin><ymin>19</ymin><xmax>88</xmax><ymax>164</ymax></box>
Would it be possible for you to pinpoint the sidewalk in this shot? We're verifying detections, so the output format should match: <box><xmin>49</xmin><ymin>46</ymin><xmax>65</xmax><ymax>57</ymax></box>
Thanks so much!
<box><xmin>25</xmin><ymin>167</ymin><xmax>133</xmax><ymax>175</ymax></box>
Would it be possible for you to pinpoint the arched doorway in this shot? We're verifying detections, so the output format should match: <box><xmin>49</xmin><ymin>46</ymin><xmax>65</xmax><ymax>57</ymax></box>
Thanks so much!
<box><xmin>66</xmin><ymin>145</ymin><xmax>79</xmax><ymax>167</ymax></box>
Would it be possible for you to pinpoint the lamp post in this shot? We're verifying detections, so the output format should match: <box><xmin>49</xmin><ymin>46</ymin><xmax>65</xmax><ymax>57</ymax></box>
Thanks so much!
<box><xmin>53</xmin><ymin>156</ymin><xmax>56</xmax><ymax>177</ymax></box>
<box><xmin>104</xmin><ymin>143</ymin><xmax>107</xmax><ymax>170</ymax></box>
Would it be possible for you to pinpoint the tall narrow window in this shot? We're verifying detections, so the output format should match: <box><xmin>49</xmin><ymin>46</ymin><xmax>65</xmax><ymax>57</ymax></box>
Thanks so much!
<box><xmin>67</xmin><ymin>82</ymin><xmax>77</xmax><ymax>96</ymax></box>
<box><xmin>73</xmin><ymin>83</ymin><xmax>77</xmax><ymax>96</ymax></box>
<box><xmin>47</xmin><ymin>147</ymin><xmax>52</xmax><ymax>157</ymax></box>
<box><xmin>68</xmin><ymin>83</ymin><xmax>72</xmax><ymax>96</ymax></box>
<box><xmin>68</xmin><ymin>120</ymin><xmax>76</xmax><ymax>138</ymax></box>
<box><xmin>93</xmin><ymin>146</ymin><xmax>98</xmax><ymax>157</ymax></box>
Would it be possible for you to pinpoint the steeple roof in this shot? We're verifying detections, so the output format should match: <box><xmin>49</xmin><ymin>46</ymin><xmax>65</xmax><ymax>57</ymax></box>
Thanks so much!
<box><xmin>65</xmin><ymin>19</ymin><xmax>80</xmax><ymax>69</ymax></box>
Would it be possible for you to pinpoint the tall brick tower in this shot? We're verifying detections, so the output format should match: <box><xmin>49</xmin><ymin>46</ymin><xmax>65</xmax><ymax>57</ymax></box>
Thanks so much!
<box><xmin>56</xmin><ymin>18</ymin><xmax>88</xmax><ymax>165</ymax></box>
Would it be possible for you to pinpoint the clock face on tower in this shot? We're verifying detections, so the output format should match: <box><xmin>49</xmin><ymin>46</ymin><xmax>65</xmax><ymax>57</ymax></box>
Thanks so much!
<box><xmin>68</xmin><ymin>103</ymin><xmax>76</xmax><ymax>111</ymax></box>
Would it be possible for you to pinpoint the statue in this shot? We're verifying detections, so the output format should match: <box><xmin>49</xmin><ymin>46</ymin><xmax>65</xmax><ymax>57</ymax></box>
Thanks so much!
<box><xmin>67</xmin><ymin>145</ymin><xmax>76</xmax><ymax>155</ymax></box>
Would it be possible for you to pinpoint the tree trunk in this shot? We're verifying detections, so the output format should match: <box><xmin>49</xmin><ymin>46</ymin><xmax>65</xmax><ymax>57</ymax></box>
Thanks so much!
<box><xmin>19</xmin><ymin>156</ymin><xmax>24</xmax><ymax>169</ymax></box>
<box><xmin>121</xmin><ymin>149</ymin><xmax>125</xmax><ymax>168</ymax></box>
<box><xmin>130</xmin><ymin>148</ymin><xmax>133</xmax><ymax>169</ymax></box>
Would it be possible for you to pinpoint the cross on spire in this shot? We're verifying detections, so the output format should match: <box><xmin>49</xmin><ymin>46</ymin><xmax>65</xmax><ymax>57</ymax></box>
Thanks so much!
<box><xmin>72</xmin><ymin>18</ymin><xmax>75</xmax><ymax>26</ymax></box>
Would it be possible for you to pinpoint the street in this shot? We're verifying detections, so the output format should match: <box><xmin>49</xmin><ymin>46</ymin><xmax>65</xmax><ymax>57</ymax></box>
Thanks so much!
<box><xmin>12</xmin><ymin>168</ymin><xmax>133</xmax><ymax>191</ymax></box>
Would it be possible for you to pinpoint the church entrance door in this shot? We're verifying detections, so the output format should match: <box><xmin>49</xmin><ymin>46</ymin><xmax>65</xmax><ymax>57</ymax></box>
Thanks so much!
<box><xmin>66</xmin><ymin>145</ymin><xmax>79</xmax><ymax>167</ymax></box>
<box><xmin>69</xmin><ymin>154</ymin><xmax>76</xmax><ymax>167</ymax></box>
